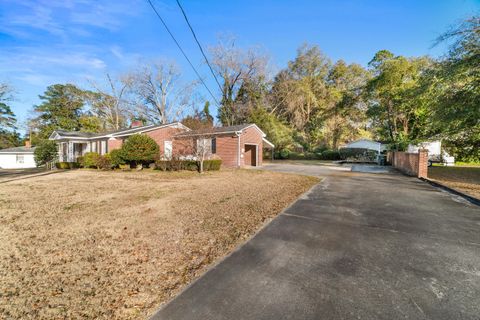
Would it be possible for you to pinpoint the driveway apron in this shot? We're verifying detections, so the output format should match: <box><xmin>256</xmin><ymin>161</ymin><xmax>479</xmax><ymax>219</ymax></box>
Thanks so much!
<box><xmin>152</xmin><ymin>163</ymin><xmax>480</xmax><ymax>320</ymax></box>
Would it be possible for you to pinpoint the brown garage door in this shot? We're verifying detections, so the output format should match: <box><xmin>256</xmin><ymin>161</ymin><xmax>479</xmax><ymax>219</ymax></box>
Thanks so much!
<box><xmin>244</xmin><ymin>144</ymin><xmax>257</xmax><ymax>166</ymax></box>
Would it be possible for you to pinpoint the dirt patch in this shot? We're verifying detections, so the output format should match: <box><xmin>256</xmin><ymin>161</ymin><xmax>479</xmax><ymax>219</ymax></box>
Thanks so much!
<box><xmin>428</xmin><ymin>166</ymin><xmax>480</xmax><ymax>199</ymax></box>
<box><xmin>0</xmin><ymin>169</ymin><xmax>318</xmax><ymax>319</ymax></box>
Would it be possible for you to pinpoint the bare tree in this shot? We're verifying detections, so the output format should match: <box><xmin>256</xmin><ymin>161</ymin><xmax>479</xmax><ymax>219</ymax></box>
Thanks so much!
<box><xmin>130</xmin><ymin>61</ymin><xmax>196</xmax><ymax>124</ymax></box>
<box><xmin>209</xmin><ymin>36</ymin><xmax>269</xmax><ymax>126</ymax></box>
<box><xmin>86</xmin><ymin>73</ymin><xmax>133</xmax><ymax>130</ymax></box>
<box><xmin>194</xmin><ymin>135</ymin><xmax>213</xmax><ymax>173</ymax></box>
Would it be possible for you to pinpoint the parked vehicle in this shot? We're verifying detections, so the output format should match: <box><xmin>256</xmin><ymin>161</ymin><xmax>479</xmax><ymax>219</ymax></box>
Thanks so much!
<box><xmin>407</xmin><ymin>140</ymin><xmax>455</xmax><ymax>166</ymax></box>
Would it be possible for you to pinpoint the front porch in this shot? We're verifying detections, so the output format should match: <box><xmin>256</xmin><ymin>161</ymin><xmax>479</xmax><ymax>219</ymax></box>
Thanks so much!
<box><xmin>57</xmin><ymin>139</ymin><xmax>109</xmax><ymax>162</ymax></box>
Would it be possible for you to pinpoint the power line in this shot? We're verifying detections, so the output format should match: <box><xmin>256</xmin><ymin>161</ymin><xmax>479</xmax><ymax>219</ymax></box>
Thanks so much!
<box><xmin>176</xmin><ymin>0</ymin><xmax>223</xmax><ymax>93</ymax></box>
<box><xmin>145</xmin><ymin>0</ymin><xmax>220</xmax><ymax>106</ymax></box>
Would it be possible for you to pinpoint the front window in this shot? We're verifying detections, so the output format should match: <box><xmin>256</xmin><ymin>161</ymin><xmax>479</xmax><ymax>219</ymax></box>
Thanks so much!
<box><xmin>16</xmin><ymin>155</ymin><xmax>24</xmax><ymax>163</ymax></box>
<box><xmin>196</xmin><ymin>138</ymin><xmax>212</xmax><ymax>154</ymax></box>
<box><xmin>211</xmin><ymin>138</ymin><xmax>216</xmax><ymax>154</ymax></box>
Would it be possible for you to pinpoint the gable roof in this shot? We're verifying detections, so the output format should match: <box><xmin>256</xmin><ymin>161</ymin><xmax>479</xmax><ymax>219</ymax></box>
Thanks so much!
<box><xmin>175</xmin><ymin>123</ymin><xmax>266</xmax><ymax>138</ymax></box>
<box><xmin>0</xmin><ymin>146</ymin><xmax>36</xmax><ymax>154</ymax></box>
<box><xmin>49</xmin><ymin>122</ymin><xmax>189</xmax><ymax>141</ymax></box>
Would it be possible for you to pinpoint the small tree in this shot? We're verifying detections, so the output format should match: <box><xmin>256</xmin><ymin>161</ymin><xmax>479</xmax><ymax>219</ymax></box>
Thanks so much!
<box><xmin>195</xmin><ymin>136</ymin><xmax>213</xmax><ymax>173</ymax></box>
<box><xmin>34</xmin><ymin>140</ymin><xmax>58</xmax><ymax>166</ymax></box>
<box><xmin>121</xmin><ymin>134</ymin><xmax>159</xmax><ymax>167</ymax></box>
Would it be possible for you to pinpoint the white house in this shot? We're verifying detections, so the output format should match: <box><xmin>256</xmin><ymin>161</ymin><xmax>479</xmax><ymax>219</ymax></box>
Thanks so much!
<box><xmin>0</xmin><ymin>145</ymin><xmax>36</xmax><ymax>169</ymax></box>
<box><xmin>342</xmin><ymin>139</ymin><xmax>388</xmax><ymax>153</ymax></box>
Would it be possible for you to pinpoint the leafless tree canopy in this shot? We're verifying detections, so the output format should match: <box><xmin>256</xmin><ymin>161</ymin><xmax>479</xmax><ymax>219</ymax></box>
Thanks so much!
<box><xmin>129</xmin><ymin>61</ymin><xmax>198</xmax><ymax>125</ymax></box>
<box><xmin>86</xmin><ymin>74</ymin><xmax>134</xmax><ymax>130</ymax></box>
<box><xmin>209</xmin><ymin>36</ymin><xmax>270</xmax><ymax>125</ymax></box>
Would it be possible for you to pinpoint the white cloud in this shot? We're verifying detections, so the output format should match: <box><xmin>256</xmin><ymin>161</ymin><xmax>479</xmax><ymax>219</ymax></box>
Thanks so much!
<box><xmin>1</xmin><ymin>0</ymin><xmax>144</xmax><ymax>38</ymax></box>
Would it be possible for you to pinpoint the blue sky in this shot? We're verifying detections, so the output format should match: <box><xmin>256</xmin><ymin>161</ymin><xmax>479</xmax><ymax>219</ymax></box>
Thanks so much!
<box><xmin>1</xmin><ymin>0</ymin><xmax>479</xmax><ymax>131</ymax></box>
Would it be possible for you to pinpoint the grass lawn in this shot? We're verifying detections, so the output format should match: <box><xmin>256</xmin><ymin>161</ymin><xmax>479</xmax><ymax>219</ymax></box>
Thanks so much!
<box><xmin>428</xmin><ymin>166</ymin><xmax>480</xmax><ymax>199</ymax></box>
<box><xmin>0</xmin><ymin>169</ymin><xmax>318</xmax><ymax>319</ymax></box>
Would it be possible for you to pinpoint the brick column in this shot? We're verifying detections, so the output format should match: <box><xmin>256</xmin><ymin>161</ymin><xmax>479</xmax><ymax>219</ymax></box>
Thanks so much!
<box><xmin>417</xmin><ymin>149</ymin><xmax>428</xmax><ymax>178</ymax></box>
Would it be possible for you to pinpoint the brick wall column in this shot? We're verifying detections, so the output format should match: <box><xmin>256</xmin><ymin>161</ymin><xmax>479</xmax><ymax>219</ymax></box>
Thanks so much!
<box><xmin>417</xmin><ymin>149</ymin><xmax>428</xmax><ymax>178</ymax></box>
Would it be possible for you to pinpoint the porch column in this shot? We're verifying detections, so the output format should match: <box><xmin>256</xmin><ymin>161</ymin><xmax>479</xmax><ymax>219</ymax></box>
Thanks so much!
<box><xmin>58</xmin><ymin>142</ymin><xmax>64</xmax><ymax>162</ymax></box>
<box><xmin>68</xmin><ymin>142</ymin><xmax>74</xmax><ymax>162</ymax></box>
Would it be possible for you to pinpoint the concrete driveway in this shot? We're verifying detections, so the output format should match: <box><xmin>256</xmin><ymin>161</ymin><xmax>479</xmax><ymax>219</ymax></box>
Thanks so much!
<box><xmin>152</xmin><ymin>163</ymin><xmax>480</xmax><ymax>320</ymax></box>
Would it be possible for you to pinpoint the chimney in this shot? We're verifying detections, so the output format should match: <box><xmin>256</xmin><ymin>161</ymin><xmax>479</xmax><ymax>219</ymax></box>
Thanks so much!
<box><xmin>25</xmin><ymin>140</ymin><xmax>31</xmax><ymax>148</ymax></box>
<box><xmin>130</xmin><ymin>120</ymin><xmax>143</xmax><ymax>128</ymax></box>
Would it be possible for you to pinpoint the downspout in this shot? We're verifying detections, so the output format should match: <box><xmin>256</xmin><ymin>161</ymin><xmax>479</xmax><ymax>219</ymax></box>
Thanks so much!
<box><xmin>235</xmin><ymin>131</ymin><xmax>241</xmax><ymax>168</ymax></box>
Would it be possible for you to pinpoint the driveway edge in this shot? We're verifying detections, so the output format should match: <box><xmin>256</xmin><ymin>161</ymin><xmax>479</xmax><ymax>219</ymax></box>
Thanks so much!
<box><xmin>149</xmin><ymin>179</ymin><xmax>322</xmax><ymax>319</ymax></box>
<box><xmin>420</xmin><ymin>177</ymin><xmax>480</xmax><ymax>207</ymax></box>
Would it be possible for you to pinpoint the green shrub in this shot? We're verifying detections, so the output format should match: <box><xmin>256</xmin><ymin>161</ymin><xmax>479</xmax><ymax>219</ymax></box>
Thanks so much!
<box><xmin>34</xmin><ymin>140</ymin><xmax>58</xmax><ymax>166</ymax></box>
<box><xmin>154</xmin><ymin>159</ymin><xmax>222</xmax><ymax>172</ymax></box>
<box><xmin>203</xmin><ymin>159</ymin><xmax>221</xmax><ymax>171</ymax></box>
<box><xmin>155</xmin><ymin>160</ymin><xmax>168</xmax><ymax>171</ymax></box>
<box><xmin>109</xmin><ymin>149</ymin><xmax>125</xmax><ymax>168</ymax></box>
<box><xmin>121</xmin><ymin>134</ymin><xmax>159</xmax><ymax>166</ymax></box>
<box><xmin>338</xmin><ymin>148</ymin><xmax>377</xmax><ymax>161</ymax></box>
<box><xmin>55</xmin><ymin>162</ymin><xmax>79</xmax><ymax>169</ymax></box>
<box><xmin>76</xmin><ymin>156</ymin><xmax>84</xmax><ymax>168</ymax></box>
<box><xmin>318</xmin><ymin>150</ymin><xmax>341</xmax><ymax>160</ymax></box>
<box><xmin>96</xmin><ymin>154</ymin><xmax>112</xmax><ymax>170</ymax></box>
<box><xmin>275</xmin><ymin>149</ymin><xmax>290</xmax><ymax>159</ymax></box>
<box><xmin>183</xmin><ymin>160</ymin><xmax>198</xmax><ymax>171</ymax></box>
<box><xmin>83</xmin><ymin>152</ymin><xmax>100</xmax><ymax>168</ymax></box>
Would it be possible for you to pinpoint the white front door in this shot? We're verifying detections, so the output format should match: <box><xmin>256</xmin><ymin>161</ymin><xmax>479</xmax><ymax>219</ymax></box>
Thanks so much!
<box><xmin>164</xmin><ymin>141</ymin><xmax>172</xmax><ymax>159</ymax></box>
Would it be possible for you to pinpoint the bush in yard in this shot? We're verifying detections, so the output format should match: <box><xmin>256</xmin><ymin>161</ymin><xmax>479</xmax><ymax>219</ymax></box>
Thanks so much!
<box><xmin>83</xmin><ymin>152</ymin><xmax>101</xmax><ymax>168</ymax></box>
<box><xmin>76</xmin><ymin>156</ymin><xmax>84</xmax><ymax>168</ymax></box>
<box><xmin>203</xmin><ymin>159</ymin><xmax>221</xmax><ymax>171</ymax></box>
<box><xmin>34</xmin><ymin>140</ymin><xmax>58</xmax><ymax>166</ymax></box>
<box><xmin>154</xmin><ymin>159</ymin><xmax>221</xmax><ymax>171</ymax></box>
<box><xmin>318</xmin><ymin>150</ymin><xmax>341</xmax><ymax>160</ymax></box>
<box><xmin>109</xmin><ymin>149</ymin><xmax>125</xmax><ymax>168</ymax></box>
<box><xmin>96</xmin><ymin>154</ymin><xmax>112</xmax><ymax>170</ymax></box>
<box><xmin>56</xmin><ymin>162</ymin><xmax>79</xmax><ymax>169</ymax></box>
<box><xmin>121</xmin><ymin>134</ymin><xmax>159</xmax><ymax>166</ymax></box>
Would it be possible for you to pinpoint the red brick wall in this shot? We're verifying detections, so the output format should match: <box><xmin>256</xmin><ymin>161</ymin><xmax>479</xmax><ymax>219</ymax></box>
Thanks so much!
<box><xmin>215</xmin><ymin>135</ymin><xmax>239</xmax><ymax>167</ymax></box>
<box><xmin>108</xmin><ymin>138</ymin><xmax>123</xmax><ymax>151</ymax></box>
<box><xmin>392</xmin><ymin>150</ymin><xmax>428</xmax><ymax>178</ymax></box>
<box><xmin>173</xmin><ymin>134</ymin><xmax>240</xmax><ymax>168</ymax></box>
<box><xmin>240</xmin><ymin>126</ymin><xmax>263</xmax><ymax>166</ymax></box>
<box><xmin>172</xmin><ymin>126</ymin><xmax>265</xmax><ymax>168</ymax></box>
<box><xmin>145</xmin><ymin>127</ymin><xmax>186</xmax><ymax>155</ymax></box>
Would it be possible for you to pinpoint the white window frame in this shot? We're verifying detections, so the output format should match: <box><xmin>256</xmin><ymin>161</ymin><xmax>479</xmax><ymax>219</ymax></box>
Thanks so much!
<box><xmin>16</xmin><ymin>155</ymin><xmax>24</xmax><ymax>164</ymax></box>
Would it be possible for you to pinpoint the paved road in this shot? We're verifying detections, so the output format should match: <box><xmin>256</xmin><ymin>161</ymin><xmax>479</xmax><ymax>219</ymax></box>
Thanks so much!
<box><xmin>152</xmin><ymin>163</ymin><xmax>480</xmax><ymax>320</ymax></box>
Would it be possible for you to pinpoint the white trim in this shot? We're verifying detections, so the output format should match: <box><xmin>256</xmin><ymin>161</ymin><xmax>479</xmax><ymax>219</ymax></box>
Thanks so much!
<box><xmin>241</xmin><ymin>124</ymin><xmax>266</xmax><ymax>137</ymax></box>
<box><xmin>262</xmin><ymin>137</ymin><xmax>275</xmax><ymax>148</ymax></box>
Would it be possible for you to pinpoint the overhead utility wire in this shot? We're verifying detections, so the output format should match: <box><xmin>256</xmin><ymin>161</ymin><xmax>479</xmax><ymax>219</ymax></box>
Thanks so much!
<box><xmin>176</xmin><ymin>0</ymin><xmax>223</xmax><ymax>93</ymax></box>
<box><xmin>145</xmin><ymin>0</ymin><xmax>220</xmax><ymax>106</ymax></box>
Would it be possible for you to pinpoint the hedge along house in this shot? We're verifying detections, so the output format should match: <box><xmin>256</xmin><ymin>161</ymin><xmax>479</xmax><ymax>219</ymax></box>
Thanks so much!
<box><xmin>49</xmin><ymin>122</ymin><xmax>190</xmax><ymax>162</ymax></box>
<box><xmin>173</xmin><ymin>124</ymin><xmax>274</xmax><ymax>168</ymax></box>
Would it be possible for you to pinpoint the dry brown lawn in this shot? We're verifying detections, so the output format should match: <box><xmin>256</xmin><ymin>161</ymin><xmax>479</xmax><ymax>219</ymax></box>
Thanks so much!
<box><xmin>428</xmin><ymin>166</ymin><xmax>480</xmax><ymax>199</ymax></box>
<box><xmin>0</xmin><ymin>169</ymin><xmax>318</xmax><ymax>319</ymax></box>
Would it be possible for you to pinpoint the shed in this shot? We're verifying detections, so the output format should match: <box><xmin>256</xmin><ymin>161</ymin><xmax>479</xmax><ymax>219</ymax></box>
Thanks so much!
<box><xmin>0</xmin><ymin>146</ymin><xmax>37</xmax><ymax>169</ymax></box>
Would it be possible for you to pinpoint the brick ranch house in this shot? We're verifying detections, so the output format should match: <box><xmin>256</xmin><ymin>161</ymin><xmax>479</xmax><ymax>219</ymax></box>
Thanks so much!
<box><xmin>49</xmin><ymin>122</ymin><xmax>274</xmax><ymax>168</ymax></box>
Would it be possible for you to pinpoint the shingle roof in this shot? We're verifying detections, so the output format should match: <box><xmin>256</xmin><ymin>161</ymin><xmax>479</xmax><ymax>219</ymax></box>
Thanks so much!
<box><xmin>175</xmin><ymin>124</ymin><xmax>253</xmax><ymax>137</ymax></box>
<box><xmin>0</xmin><ymin>146</ymin><xmax>36</xmax><ymax>153</ymax></box>
<box><xmin>51</xmin><ymin>122</ymin><xmax>184</xmax><ymax>140</ymax></box>
<box><xmin>55</xmin><ymin>130</ymin><xmax>98</xmax><ymax>138</ymax></box>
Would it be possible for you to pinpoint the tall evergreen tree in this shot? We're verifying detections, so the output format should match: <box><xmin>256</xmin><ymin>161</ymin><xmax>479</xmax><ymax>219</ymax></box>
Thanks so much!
<box><xmin>32</xmin><ymin>84</ymin><xmax>87</xmax><ymax>139</ymax></box>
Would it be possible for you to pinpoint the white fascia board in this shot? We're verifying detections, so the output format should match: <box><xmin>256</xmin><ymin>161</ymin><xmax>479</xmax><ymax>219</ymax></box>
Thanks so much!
<box><xmin>262</xmin><ymin>138</ymin><xmax>275</xmax><ymax>148</ymax></box>
<box><xmin>241</xmin><ymin>124</ymin><xmax>266</xmax><ymax>137</ymax></box>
